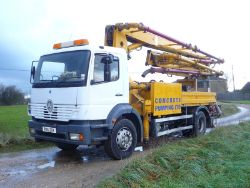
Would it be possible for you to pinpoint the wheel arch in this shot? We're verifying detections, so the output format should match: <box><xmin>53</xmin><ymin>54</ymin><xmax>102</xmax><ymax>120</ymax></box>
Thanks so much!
<box><xmin>106</xmin><ymin>104</ymin><xmax>143</xmax><ymax>143</ymax></box>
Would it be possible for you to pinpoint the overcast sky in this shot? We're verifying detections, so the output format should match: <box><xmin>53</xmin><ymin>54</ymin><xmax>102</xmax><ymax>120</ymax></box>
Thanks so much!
<box><xmin>0</xmin><ymin>0</ymin><xmax>249</xmax><ymax>93</ymax></box>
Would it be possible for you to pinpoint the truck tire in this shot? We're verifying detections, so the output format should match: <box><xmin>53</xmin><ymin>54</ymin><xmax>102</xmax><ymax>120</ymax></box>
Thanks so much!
<box><xmin>56</xmin><ymin>143</ymin><xmax>78</xmax><ymax>151</ymax></box>
<box><xmin>104</xmin><ymin>119</ymin><xmax>137</xmax><ymax>160</ymax></box>
<box><xmin>194</xmin><ymin>111</ymin><xmax>207</xmax><ymax>136</ymax></box>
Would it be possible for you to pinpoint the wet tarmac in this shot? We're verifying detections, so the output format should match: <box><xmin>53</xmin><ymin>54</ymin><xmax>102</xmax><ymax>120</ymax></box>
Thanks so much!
<box><xmin>217</xmin><ymin>106</ymin><xmax>250</xmax><ymax>126</ymax></box>
<box><xmin>0</xmin><ymin>104</ymin><xmax>250</xmax><ymax>188</ymax></box>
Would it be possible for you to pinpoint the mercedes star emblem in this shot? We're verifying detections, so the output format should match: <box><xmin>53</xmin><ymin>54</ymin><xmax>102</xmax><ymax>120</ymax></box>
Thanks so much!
<box><xmin>46</xmin><ymin>99</ymin><xmax>53</xmax><ymax>114</ymax></box>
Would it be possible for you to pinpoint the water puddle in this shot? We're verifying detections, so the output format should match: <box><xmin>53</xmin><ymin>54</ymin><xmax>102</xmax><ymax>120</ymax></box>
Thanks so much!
<box><xmin>37</xmin><ymin>161</ymin><xmax>55</xmax><ymax>169</ymax></box>
<box><xmin>134</xmin><ymin>146</ymin><xmax>143</xmax><ymax>152</ymax></box>
<box><xmin>0</xmin><ymin>146</ymin><xmax>111</xmax><ymax>181</ymax></box>
<box><xmin>82</xmin><ymin>156</ymin><xmax>89</xmax><ymax>162</ymax></box>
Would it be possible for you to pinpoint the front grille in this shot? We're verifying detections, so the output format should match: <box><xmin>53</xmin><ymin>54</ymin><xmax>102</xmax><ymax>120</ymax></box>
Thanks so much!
<box><xmin>30</xmin><ymin>103</ymin><xmax>79</xmax><ymax>122</ymax></box>
<box><xmin>36</xmin><ymin>130</ymin><xmax>66</xmax><ymax>139</ymax></box>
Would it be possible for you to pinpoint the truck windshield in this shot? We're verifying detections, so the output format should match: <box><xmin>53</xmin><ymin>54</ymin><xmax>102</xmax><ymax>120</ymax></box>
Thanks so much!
<box><xmin>33</xmin><ymin>50</ymin><xmax>90</xmax><ymax>87</ymax></box>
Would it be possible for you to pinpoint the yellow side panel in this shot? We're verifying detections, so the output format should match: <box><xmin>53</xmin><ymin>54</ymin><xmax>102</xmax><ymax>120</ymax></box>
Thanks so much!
<box><xmin>182</xmin><ymin>92</ymin><xmax>216</xmax><ymax>106</ymax></box>
<box><xmin>151</xmin><ymin>82</ymin><xmax>182</xmax><ymax>116</ymax></box>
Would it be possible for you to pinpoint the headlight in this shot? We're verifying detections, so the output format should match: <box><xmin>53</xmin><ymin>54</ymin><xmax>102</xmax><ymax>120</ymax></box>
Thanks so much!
<box><xmin>69</xmin><ymin>133</ymin><xmax>84</xmax><ymax>141</ymax></box>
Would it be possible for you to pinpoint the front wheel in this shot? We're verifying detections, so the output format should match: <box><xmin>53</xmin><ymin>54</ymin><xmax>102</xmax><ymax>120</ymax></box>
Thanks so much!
<box><xmin>104</xmin><ymin>119</ymin><xmax>137</xmax><ymax>160</ymax></box>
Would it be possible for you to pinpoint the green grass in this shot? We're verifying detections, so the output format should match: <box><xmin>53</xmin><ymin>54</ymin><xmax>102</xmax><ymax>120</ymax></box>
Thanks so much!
<box><xmin>0</xmin><ymin>105</ymin><xmax>30</xmax><ymax>136</ymax></box>
<box><xmin>221</xmin><ymin>100</ymin><xmax>250</xmax><ymax>105</ymax></box>
<box><xmin>0</xmin><ymin>105</ymin><xmax>52</xmax><ymax>153</ymax></box>
<box><xmin>98</xmin><ymin>123</ymin><xmax>250</xmax><ymax>188</ymax></box>
<box><xmin>219</xmin><ymin>102</ymin><xmax>239</xmax><ymax>117</ymax></box>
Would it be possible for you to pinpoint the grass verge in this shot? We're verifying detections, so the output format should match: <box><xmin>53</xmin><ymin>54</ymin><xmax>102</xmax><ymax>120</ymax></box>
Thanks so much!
<box><xmin>98</xmin><ymin>123</ymin><xmax>250</xmax><ymax>188</ymax></box>
<box><xmin>0</xmin><ymin>105</ymin><xmax>52</xmax><ymax>153</ymax></box>
<box><xmin>219</xmin><ymin>102</ymin><xmax>239</xmax><ymax>117</ymax></box>
<box><xmin>221</xmin><ymin>100</ymin><xmax>250</xmax><ymax>105</ymax></box>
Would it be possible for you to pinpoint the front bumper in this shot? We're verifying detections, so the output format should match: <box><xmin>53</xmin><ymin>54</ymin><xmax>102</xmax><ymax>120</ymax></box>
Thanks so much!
<box><xmin>28</xmin><ymin>119</ymin><xmax>111</xmax><ymax>145</ymax></box>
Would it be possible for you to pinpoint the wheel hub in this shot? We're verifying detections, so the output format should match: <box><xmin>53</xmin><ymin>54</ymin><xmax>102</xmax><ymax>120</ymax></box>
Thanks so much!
<box><xmin>116</xmin><ymin>128</ymin><xmax>133</xmax><ymax>151</ymax></box>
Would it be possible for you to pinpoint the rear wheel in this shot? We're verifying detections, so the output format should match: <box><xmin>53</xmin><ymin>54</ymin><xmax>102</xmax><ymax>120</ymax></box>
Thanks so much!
<box><xmin>56</xmin><ymin>143</ymin><xmax>78</xmax><ymax>151</ymax></box>
<box><xmin>182</xmin><ymin>111</ymin><xmax>207</xmax><ymax>137</ymax></box>
<box><xmin>194</xmin><ymin>111</ymin><xmax>207</xmax><ymax>136</ymax></box>
<box><xmin>104</xmin><ymin>119</ymin><xmax>137</xmax><ymax>160</ymax></box>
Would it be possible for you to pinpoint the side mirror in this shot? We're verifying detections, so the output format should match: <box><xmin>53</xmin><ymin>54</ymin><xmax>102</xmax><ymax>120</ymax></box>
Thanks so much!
<box><xmin>30</xmin><ymin>66</ymin><xmax>36</xmax><ymax>83</ymax></box>
<box><xmin>30</xmin><ymin>60</ymin><xmax>38</xmax><ymax>84</ymax></box>
<box><xmin>31</xmin><ymin>66</ymin><xmax>35</xmax><ymax>78</ymax></box>
<box><xmin>101</xmin><ymin>55</ymin><xmax>114</xmax><ymax>64</ymax></box>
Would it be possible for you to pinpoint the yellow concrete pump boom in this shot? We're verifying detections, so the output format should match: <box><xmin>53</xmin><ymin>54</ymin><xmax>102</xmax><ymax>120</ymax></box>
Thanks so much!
<box><xmin>105</xmin><ymin>23</ymin><xmax>224</xmax><ymax>78</ymax></box>
<box><xmin>105</xmin><ymin>23</ymin><xmax>224</xmax><ymax>142</ymax></box>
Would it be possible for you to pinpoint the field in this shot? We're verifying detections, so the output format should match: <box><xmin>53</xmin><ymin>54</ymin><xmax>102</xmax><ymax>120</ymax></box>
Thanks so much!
<box><xmin>98</xmin><ymin>122</ymin><xmax>250</xmax><ymax>188</ymax></box>
<box><xmin>0</xmin><ymin>105</ymin><xmax>51</xmax><ymax>153</ymax></box>
<box><xmin>0</xmin><ymin>105</ymin><xmax>30</xmax><ymax>136</ymax></box>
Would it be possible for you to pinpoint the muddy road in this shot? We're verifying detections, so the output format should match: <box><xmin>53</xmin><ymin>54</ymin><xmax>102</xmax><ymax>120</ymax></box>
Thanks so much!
<box><xmin>0</xmin><ymin>146</ymin><xmax>149</xmax><ymax>188</ymax></box>
<box><xmin>1</xmin><ymin>104</ymin><xmax>250</xmax><ymax>188</ymax></box>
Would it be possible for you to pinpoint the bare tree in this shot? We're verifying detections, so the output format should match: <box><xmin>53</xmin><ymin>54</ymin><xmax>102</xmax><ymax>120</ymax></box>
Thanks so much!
<box><xmin>0</xmin><ymin>84</ymin><xmax>25</xmax><ymax>105</ymax></box>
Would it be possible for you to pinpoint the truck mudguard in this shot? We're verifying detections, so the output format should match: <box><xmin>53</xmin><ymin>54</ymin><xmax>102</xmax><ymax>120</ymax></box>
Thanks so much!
<box><xmin>106</xmin><ymin>103</ymin><xmax>143</xmax><ymax>143</ymax></box>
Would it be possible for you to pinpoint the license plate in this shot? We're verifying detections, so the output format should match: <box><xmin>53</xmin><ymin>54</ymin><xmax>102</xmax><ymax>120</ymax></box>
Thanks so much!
<box><xmin>42</xmin><ymin>126</ymin><xmax>56</xmax><ymax>133</ymax></box>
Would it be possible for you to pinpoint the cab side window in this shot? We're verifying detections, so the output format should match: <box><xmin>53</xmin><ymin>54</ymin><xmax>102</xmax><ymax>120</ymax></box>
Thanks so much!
<box><xmin>93</xmin><ymin>55</ymin><xmax>105</xmax><ymax>82</ymax></box>
<box><xmin>93</xmin><ymin>54</ymin><xmax>119</xmax><ymax>83</ymax></box>
<box><xmin>110</xmin><ymin>57</ymin><xmax>119</xmax><ymax>81</ymax></box>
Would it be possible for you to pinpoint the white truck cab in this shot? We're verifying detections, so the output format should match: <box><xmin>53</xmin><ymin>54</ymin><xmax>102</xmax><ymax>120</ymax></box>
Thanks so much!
<box><xmin>28</xmin><ymin>40</ymin><xmax>142</xmax><ymax>159</ymax></box>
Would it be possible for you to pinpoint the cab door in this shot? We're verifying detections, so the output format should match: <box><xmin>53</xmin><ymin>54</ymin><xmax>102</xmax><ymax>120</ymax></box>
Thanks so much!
<box><xmin>87</xmin><ymin>53</ymin><xmax>128</xmax><ymax>120</ymax></box>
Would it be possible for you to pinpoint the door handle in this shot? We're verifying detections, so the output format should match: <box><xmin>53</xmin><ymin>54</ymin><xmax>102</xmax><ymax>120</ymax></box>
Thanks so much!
<box><xmin>115</xmin><ymin>93</ymin><xmax>123</xmax><ymax>96</ymax></box>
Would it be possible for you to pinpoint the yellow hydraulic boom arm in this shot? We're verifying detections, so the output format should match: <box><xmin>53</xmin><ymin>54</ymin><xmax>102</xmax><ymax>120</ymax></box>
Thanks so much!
<box><xmin>105</xmin><ymin>23</ymin><xmax>224</xmax><ymax>78</ymax></box>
